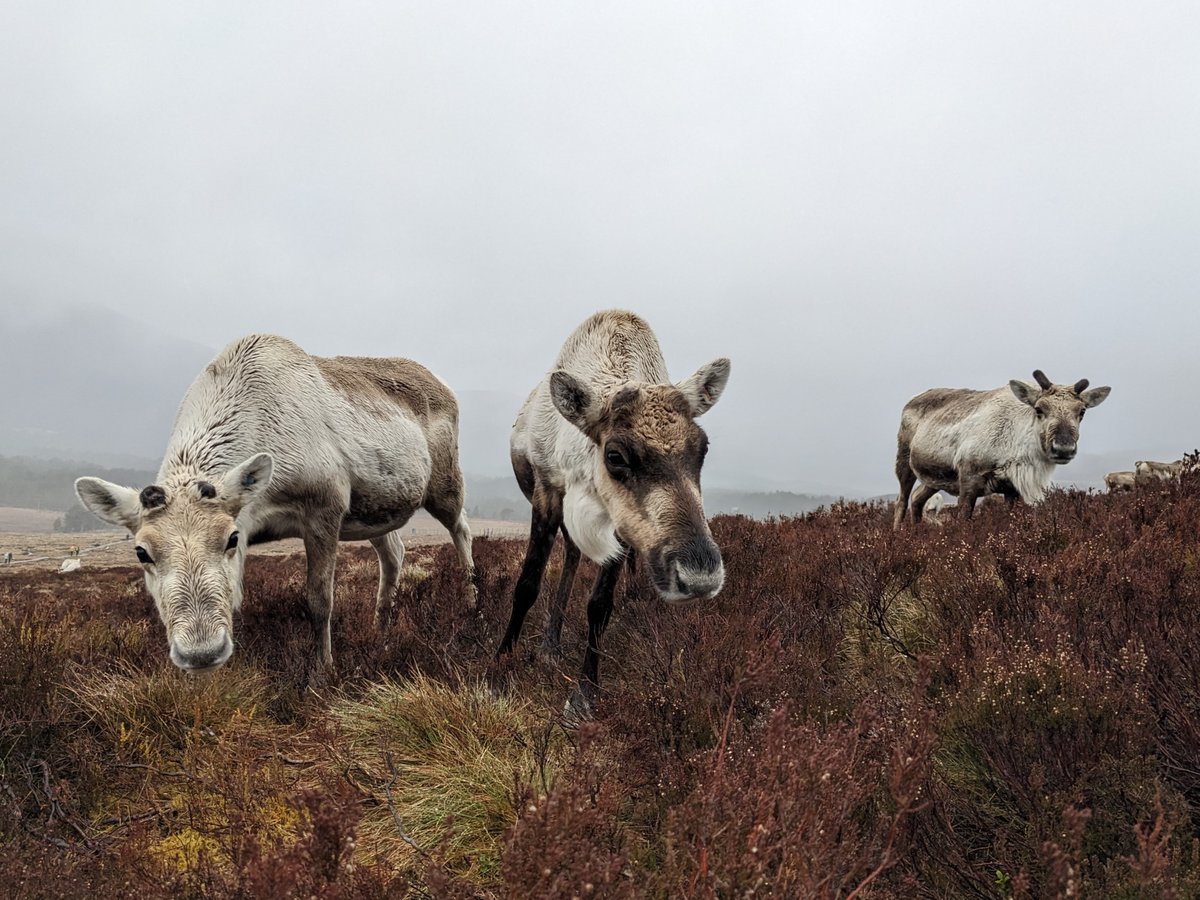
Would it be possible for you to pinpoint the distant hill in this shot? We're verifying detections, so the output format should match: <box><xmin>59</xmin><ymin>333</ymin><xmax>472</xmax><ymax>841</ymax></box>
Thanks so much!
<box><xmin>455</xmin><ymin>390</ymin><xmax>525</xmax><ymax>479</ymax></box>
<box><xmin>0</xmin><ymin>454</ymin><xmax>155</xmax><ymax>515</ymax></box>
<box><xmin>0</xmin><ymin>303</ymin><xmax>530</xmax><ymax>480</ymax></box>
<box><xmin>0</xmin><ymin>452</ymin><xmax>844</xmax><ymax>526</ymax></box>
<box><xmin>704</xmin><ymin>489</ymin><xmax>842</xmax><ymax>518</ymax></box>
<box><xmin>462</xmin><ymin>474</ymin><xmax>840</xmax><ymax>523</ymax></box>
<box><xmin>0</xmin><ymin>303</ymin><xmax>865</xmax><ymax>512</ymax></box>
<box><xmin>0</xmin><ymin>300</ymin><xmax>213</xmax><ymax>465</ymax></box>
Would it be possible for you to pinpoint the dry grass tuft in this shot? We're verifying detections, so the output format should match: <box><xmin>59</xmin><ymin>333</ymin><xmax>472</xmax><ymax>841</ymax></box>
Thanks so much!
<box><xmin>328</xmin><ymin>671</ymin><xmax>568</xmax><ymax>885</ymax></box>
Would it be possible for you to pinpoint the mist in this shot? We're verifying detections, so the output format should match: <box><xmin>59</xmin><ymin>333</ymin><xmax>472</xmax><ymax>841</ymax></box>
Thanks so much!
<box><xmin>2</xmin><ymin>2</ymin><xmax>1198</xmax><ymax>496</ymax></box>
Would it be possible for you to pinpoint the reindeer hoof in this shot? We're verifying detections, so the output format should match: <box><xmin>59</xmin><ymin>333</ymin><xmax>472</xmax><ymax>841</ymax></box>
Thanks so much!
<box><xmin>562</xmin><ymin>685</ymin><xmax>596</xmax><ymax>727</ymax></box>
<box><xmin>536</xmin><ymin>639</ymin><xmax>563</xmax><ymax>665</ymax></box>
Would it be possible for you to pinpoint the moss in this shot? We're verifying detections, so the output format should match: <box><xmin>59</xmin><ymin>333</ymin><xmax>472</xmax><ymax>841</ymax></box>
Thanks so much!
<box><xmin>150</xmin><ymin>827</ymin><xmax>225</xmax><ymax>873</ymax></box>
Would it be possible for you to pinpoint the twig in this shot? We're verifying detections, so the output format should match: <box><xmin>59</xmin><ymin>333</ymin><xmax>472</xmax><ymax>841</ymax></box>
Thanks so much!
<box><xmin>22</xmin><ymin>821</ymin><xmax>72</xmax><ymax>850</ymax></box>
<box><xmin>112</xmin><ymin>761</ymin><xmax>199</xmax><ymax>780</ymax></box>
<box><xmin>95</xmin><ymin>810</ymin><xmax>163</xmax><ymax>829</ymax></box>
<box><xmin>382</xmin><ymin>751</ymin><xmax>431</xmax><ymax>859</ymax></box>
<box><xmin>32</xmin><ymin>758</ymin><xmax>96</xmax><ymax>850</ymax></box>
<box><xmin>255</xmin><ymin>752</ymin><xmax>318</xmax><ymax>766</ymax></box>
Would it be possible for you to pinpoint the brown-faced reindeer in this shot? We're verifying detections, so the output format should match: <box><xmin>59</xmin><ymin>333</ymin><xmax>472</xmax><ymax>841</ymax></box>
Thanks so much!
<box><xmin>75</xmin><ymin>334</ymin><xmax>476</xmax><ymax>676</ymax></box>
<box><xmin>894</xmin><ymin>369</ymin><xmax>1111</xmax><ymax>526</ymax></box>
<box><xmin>498</xmin><ymin>310</ymin><xmax>731</xmax><ymax>720</ymax></box>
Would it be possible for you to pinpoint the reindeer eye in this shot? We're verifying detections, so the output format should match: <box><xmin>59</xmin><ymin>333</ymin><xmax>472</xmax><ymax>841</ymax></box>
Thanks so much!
<box><xmin>604</xmin><ymin>447</ymin><xmax>631</xmax><ymax>479</ymax></box>
<box><xmin>135</xmin><ymin>546</ymin><xmax>153</xmax><ymax>565</ymax></box>
<box><xmin>226</xmin><ymin>531</ymin><xmax>240</xmax><ymax>551</ymax></box>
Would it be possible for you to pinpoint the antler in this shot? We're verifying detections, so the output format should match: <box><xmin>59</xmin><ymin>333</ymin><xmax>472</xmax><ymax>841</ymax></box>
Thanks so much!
<box><xmin>1032</xmin><ymin>370</ymin><xmax>1052</xmax><ymax>390</ymax></box>
<box><xmin>1073</xmin><ymin>378</ymin><xmax>1089</xmax><ymax>394</ymax></box>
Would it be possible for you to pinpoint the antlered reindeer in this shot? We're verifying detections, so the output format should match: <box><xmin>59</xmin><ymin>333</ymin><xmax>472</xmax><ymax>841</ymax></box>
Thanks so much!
<box><xmin>894</xmin><ymin>370</ymin><xmax>1110</xmax><ymax>526</ymax></box>
<box><xmin>499</xmin><ymin>310</ymin><xmax>731</xmax><ymax>719</ymax></box>
<box><xmin>1134</xmin><ymin>459</ymin><xmax>1184</xmax><ymax>484</ymax></box>
<box><xmin>76</xmin><ymin>334</ymin><xmax>476</xmax><ymax>676</ymax></box>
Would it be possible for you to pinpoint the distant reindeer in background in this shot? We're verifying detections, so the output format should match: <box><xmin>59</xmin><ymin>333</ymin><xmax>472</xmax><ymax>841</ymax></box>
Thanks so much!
<box><xmin>894</xmin><ymin>369</ymin><xmax>1111</xmax><ymax>526</ymax></box>
<box><xmin>1105</xmin><ymin>471</ymin><xmax>1136</xmax><ymax>492</ymax></box>
<box><xmin>1135</xmin><ymin>459</ymin><xmax>1184</xmax><ymax>484</ymax></box>
<box><xmin>923</xmin><ymin>492</ymin><xmax>945</xmax><ymax>523</ymax></box>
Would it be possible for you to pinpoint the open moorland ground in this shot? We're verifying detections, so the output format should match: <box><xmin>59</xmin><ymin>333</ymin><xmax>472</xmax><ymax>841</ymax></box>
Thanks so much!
<box><xmin>0</xmin><ymin>512</ymin><xmax>527</xmax><ymax>573</ymax></box>
<box><xmin>2</xmin><ymin>480</ymin><xmax>1200</xmax><ymax>898</ymax></box>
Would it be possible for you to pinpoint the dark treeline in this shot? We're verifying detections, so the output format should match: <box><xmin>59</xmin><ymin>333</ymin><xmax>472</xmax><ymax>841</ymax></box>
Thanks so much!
<box><xmin>0</xmin><ymin>455</ymin><xmax>844</xmax><ymax>525</ymax></box>
<box><xmin>0</xmin><ymin>455</ymin><xmax>155</xmax><ymax>512</ymax></box>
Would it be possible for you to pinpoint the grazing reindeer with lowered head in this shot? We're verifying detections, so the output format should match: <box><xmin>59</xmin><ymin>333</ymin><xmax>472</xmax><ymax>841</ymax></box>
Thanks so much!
<box><xmin>894</xmin><ymin>369</ymin><xmax>1110</xmax><ymax>526</ymax></box>
<box><xmin>499</xmin><ymin>310</ymin><xmax>731</xmax><ymax>720</ymax></box>
<box><xmin>76</xmin><ymin>334</ymin><xmax>476</xmax><ymax>677</ymax></box>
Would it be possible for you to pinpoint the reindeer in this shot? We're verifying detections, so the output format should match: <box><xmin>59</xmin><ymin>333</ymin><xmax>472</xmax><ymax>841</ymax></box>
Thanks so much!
<box><xmin>1135</xmin><ymin>459</ymin><xmax>1184</xmax><ymax>484</ymax></box>
<box><xmin>75</xmin><ymin>334</ymin><xmax>475</xmax><ymax>676</ymax></box>
<box><xmin>1105</xmin><ymin>471</ymin><xmax>1136</xmax><ymax>492</ymax></box>
<box><xmin>894</xmin><ymin>370</ymin><xmax>1110</xmax><ymax>526</ymax></box>
<box><xmin>498</xmin><ymin>310</ymin><xmax>730</xmax><ymax>719</ymax></box>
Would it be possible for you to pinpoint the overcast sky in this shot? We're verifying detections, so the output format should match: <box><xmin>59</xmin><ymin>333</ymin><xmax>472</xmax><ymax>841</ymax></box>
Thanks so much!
<box><xmin>2</xmin><ymin>2</ymin><xmax>1198</xmax><ymax>494</ymax></box>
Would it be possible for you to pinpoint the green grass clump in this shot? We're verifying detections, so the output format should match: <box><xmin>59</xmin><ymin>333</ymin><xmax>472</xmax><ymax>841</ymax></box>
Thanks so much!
<box><xmin>329</xmin><ymin>671</ymin><xmax>568</xmax><ymax>884</ymax></box>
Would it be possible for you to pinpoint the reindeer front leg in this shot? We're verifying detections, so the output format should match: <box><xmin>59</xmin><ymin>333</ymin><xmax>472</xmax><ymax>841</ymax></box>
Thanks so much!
<box><xmin>564</xmin><ymin>549</ymin><xmax>625</xmax><ymax>724</ymax></box>
<box><xmin>498</xmin><ymin>485</ymin><xmax>562</xmax><ymax>656</ymax></box>
<box><xmin>957</xmin><ymin>472</ymin><xmax>986</xmax><ymax>520</ymax></box>
<box><xmin>302</xmin><ymin>516</ymin><xmax>342</xmax><ymax>677</ymax></box>
<box><xmin>539</xmin><ymin>526</ymin><xmax>580</xmax><ymax>660</ymax></box>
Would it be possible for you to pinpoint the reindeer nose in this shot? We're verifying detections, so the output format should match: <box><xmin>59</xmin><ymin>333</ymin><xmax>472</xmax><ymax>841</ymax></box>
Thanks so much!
<box><xmin>170</xmin><ymin>630</ymin><xmax>233</xmax><ymax>672</ymax></box>
<box><xmin>669</xmin><ymin>543</ymin><xmax>725</xmax><ymax>601</ymax></box>
<box><xmin>675</xmin><ymin>565</ymin><xmax>725</xmax><ymax>599</ymax></box>
<box><xmin>1050</xmin><ymin>440</ymin><xmax>1077</xmax><ymax>461</ymax></box>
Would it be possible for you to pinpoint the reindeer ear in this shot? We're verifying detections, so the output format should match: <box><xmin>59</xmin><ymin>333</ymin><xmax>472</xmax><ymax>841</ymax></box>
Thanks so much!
<box><xmin>1080</xmin><ymin>386</ymin><xmax>1111</xmax><ymax>409</ymax></box>
<box><xmin>219</xmin><ymin>453</ymin><xmax>274</xmax><ymax>516</ymax></box>
<box><xmin>1009</xmin><ymin>380</ymin><xmax>1039</xmax><ymax>407</ymax></box>
<box><xmin>75</xmin><ymin>478</ymin><xmax>144</xmax><ymax>530</ymax></box>
<box><xmin>549</xmin><ymin>370</ymin><xmax>604</xmax><ymax>437</ymax></box>
<box><xmin>677</xmin><ymin>358</ymin><xmax>731</xmax><ymax>417</ymax></box>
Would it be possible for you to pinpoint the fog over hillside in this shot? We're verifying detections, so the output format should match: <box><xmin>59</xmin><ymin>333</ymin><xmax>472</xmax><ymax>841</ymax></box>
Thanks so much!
<box><xmin>0</xmin><ymin>301</ymin><xmax>1184</xmax><ymax>504</ymax></box>
<box><xmin>2</xmin><ymin>3</ymin><xmax>1198</xmax><ymax>499</ymax></box>
<box><xmin>0</xmin><ymin>301</ymin><xmax>210</xmax><ymax>467</ymax></box>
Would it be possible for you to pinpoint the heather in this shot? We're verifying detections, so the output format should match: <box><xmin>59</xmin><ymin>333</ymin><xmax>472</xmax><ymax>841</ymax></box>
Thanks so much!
<box><xmin>2</xmin><ymin>475</ymin><xmax>1200</xmax><ymax>897</ymax></box>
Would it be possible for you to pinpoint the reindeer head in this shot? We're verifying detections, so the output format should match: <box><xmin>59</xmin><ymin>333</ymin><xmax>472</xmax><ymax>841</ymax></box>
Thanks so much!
<box><xmin>550</xmin><ymin>360</ymin><xmax>731</xmax><ymax>603</ymax></box>
<box><xmin>1009</xmin><ymin>370</ymin><xmax>1110</xmax><ymax>464</ymax></box>
<box><xmin>75</xmin><ymin>454</ymin><xmax>274</xmax><ymax>672</ymax></box>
